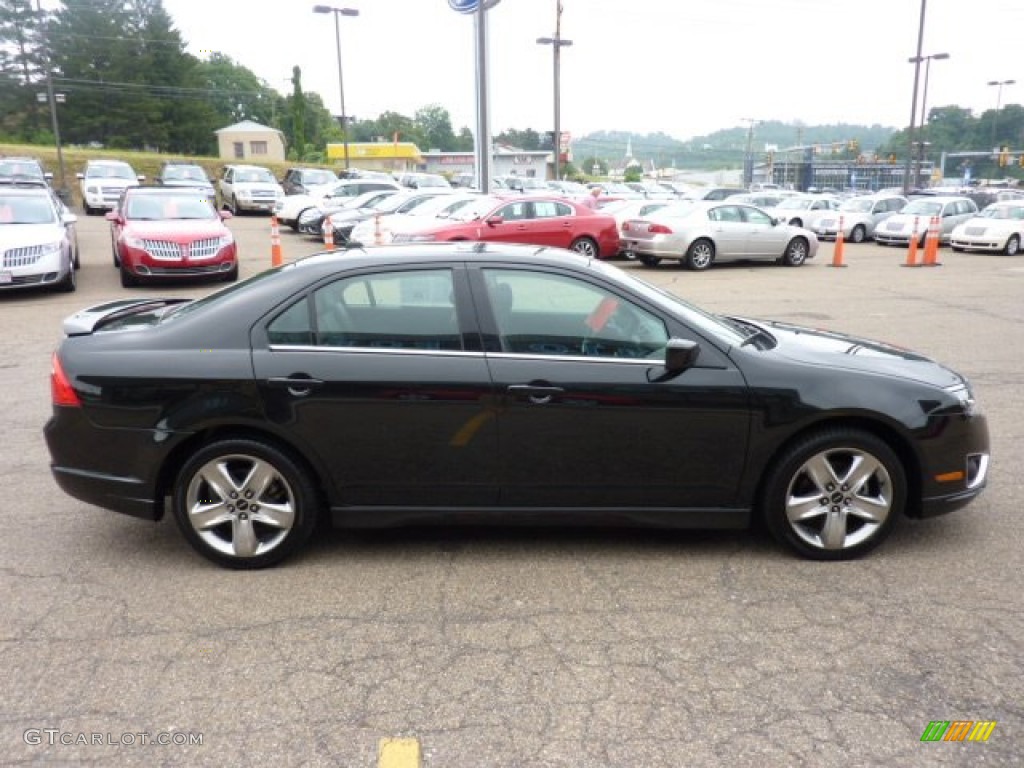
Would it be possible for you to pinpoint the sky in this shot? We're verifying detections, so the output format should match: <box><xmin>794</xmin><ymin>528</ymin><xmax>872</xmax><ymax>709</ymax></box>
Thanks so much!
<box><xmin>160</xmin><ymin>0</ymin><xmax>1024</xmax><ymax>144</ymax></box>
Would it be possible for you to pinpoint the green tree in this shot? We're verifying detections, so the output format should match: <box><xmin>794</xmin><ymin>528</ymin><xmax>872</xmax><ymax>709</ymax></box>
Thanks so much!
<box><xmin>289</xmin><ymin>66</ymin><xmax>306</xmax><ymax>159</ymax></box>
<box><xmin>415</xmin><ymin>103</ymin><xmax>457</xmax><ymax>151</ymax></box>
<box><xmin>0</xmin><ymin>0</ymin><xmax>46</xmax><ymax>140</ymax></box>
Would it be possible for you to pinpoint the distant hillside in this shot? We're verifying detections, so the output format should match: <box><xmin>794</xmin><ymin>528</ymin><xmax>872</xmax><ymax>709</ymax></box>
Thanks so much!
<box><xmin>573</xmin><ymin>122</ymin><xmax>897</xmax><ymax>170</ymax></box>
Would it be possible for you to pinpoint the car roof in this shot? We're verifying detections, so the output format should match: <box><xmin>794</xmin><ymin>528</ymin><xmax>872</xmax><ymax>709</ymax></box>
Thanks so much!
<box><xmin>124</xmin><ymin>186</ymin><xmax>211</xmax><ymax>196</ymax></box>
<box><xmin>0</xmin><ymin>185</ymin><xmax>54</xmax><ymax>198</ymax></box>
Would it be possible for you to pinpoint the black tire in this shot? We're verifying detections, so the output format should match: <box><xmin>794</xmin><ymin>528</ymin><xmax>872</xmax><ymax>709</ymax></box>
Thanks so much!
<box><xmin>850</xmin><ymin>224</ymin><xmax>866</xmax><ymax>244</ymax></box>
<box><xmin>684</xmin><ymin>238</ymin><xmax>715</xmax><ymax>270</ymax></box>
<box><xmin>222</xmin><ymin>263</ymin><xmax>239</xmax><ymax>282</ymax></box>
<box><xmin>1005</xmin><ymin>234</ymin><xmax>1020</xmax><ymax>256</ymax></box>
<box><xmin>229</xmin><ymin>195</ymin><xmax>239</xmax><ymax>216</ymax></box>
<box><xmin>762</xmin><ymin>428</ymin><xmax>905</xmax><ymax>561</ymax></box>
<box><xmin>119</xmin><ymin>263</ymin><xmax>138</xmax><ymax>287</ymax></box>
<box><xmin>54</xmin><ymin>263</ymin><xmax>76</xmax><ymax>293</ymax></box>
<box><xmin>639</xmin><ymin>255</ymin><xmax>661</xmax><ymax>267</ymax></box>
<box><xmin>569</xmin><ymin>236</ymin><xmax>599</xmax><ymax>258</ymax></box>
<box><xmin>782</xmin><ymin>237</ymin><xmax>810</xmax><ymax>266</ymax></box>
<box><xmin>171</xmin><ymin>438</ymin><xmax>320</xmax><ymax>569</ymax></box>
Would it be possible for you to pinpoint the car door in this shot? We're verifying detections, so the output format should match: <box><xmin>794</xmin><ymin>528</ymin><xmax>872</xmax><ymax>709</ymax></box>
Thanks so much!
<box><xmin>478</xmin><ymin>200</ymin><xmax>541</xmax><ymax>246</ymax></box>
<box><xmin>738</xmin><ymin>205</ymin><xmax>787</xmax><ymax>257</ymax></box>
<box><xmin>472</xmin><ymin>265</ymin><xmax>750</xmax><ymax>509</ymax></box>
<box><xmin>251</xmin><ymin>265</ymin><xmax>500</xmax><ymax>507</ymax></box>
<box><xmin>528</xmin><ymin>200</ymin><xmax>576</xmax><ymax>248</ymax></box>
<box><xmin>706</xmin><ymin>204</ymin><xmax>748</xmax><ymax>257</ymax></box>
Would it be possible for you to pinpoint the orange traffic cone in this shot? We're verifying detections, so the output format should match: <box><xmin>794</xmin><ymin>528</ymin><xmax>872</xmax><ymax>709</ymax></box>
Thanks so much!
<box><xmin>829</xmin><ymin>215</ymin><xmax>847</xmax><ymax>267</ymax></box>
<box><xmin>922</xmin><ymin>215</ymin><xmax>942</xmax><ymax>266</ymax></box>
<box><xmin>270</xmin><ymin>215</ymin><xmax>283</xmax><ymax>267</ymax></box>
<box><xmin>323</xmin><ymin>215</ymin><xmax>334</xmax><ymax>250</ymax></box>
<box><xmin>902</xmin><ymin>216</ymin><xmax>920</xmax><ymax>267</ymax></box>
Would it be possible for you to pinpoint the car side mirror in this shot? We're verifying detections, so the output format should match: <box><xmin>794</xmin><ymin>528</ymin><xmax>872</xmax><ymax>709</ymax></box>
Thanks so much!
<box><xmin>104</xmin><ymin>211</ymin><xmax>121</xmax><ymax>223</ymax></box>
<box><xmin>219</xmin><ymin>210</ymin><xmax>233</xmax><ymax>220</ymax></box>
<box><xmin>137</xmin><ymin>175</ymin><xmax>146</xmax><ymax>181</ymax></box>
<box><xmin>486</xmin><ymin>215</ymin><xmax>505</xmax><ymax>226</ymax></box>
<box><xmin>648</xmin><ymin>338</ymin><xmax>700</xmax><ymax>382</ymax></box>
<box><xmin>76</xmin><ymin>173</ymin><xmax>84</xmax><ymax>180</ymax></box>
<box><xmin>61</xmin><ymin>212</ymin><xmax>78</xmax><ymax>225</ymax></box>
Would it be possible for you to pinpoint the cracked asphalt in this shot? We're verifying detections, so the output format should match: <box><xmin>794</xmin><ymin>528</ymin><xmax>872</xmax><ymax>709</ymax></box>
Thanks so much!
<box><xmin>1</xmin><ymin>214</ymin><xmax>1020</xmax><ymax>767</ymax></box>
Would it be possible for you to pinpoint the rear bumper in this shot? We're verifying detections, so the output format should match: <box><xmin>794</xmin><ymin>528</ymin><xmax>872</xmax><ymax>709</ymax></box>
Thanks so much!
<box><xmin>50</xmin><ymin>465</ymin><xmax>162</xmax><ymax>520</ymax></box>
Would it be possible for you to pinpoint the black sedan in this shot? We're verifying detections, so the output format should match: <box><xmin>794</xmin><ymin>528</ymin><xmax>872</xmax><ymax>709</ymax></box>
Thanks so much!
<box><xmin>44</xmin><ymin>243</ymin><xmax>990</xmax><ymax>568</ymax></box>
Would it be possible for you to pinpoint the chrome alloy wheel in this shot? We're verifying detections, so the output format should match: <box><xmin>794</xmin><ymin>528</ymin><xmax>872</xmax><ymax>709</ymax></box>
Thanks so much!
<box><xmin>784</xmin><ymin>447</ymin><xmax>893</xmax><ymax>552</ymax></box>
<box><xmin>185</xmin><ymin>453</ymin><xmax>296</xmax><ymax>558</ymax></box>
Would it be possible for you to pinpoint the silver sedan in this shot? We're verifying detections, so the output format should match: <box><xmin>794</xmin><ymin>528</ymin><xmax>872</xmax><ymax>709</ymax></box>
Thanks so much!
<box><xmin>621</xmin><ymin>201</ymin><xmax>819</xmax><ymax>270</ymax></box>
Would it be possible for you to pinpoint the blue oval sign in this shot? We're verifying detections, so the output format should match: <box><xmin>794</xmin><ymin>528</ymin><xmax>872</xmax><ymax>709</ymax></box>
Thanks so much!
<box><xmin>449</xmin><ymin>0</ymin><xmax>500</xmax><ymax>13</ymax></box>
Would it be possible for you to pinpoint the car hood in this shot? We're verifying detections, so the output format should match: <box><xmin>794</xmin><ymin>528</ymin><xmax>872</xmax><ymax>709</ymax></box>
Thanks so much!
<box><xmin>953</xmin><ymin>216</ymin><xmax>1017</xmax><ymax>233</ymax></box>
<box><xmin>234</xmin><ymin>183</ymin><xmax>282</xmax><ymax>194</ymax></box>
<box><xmin>754</xmin><ymin>319</ymin><xmax>964</xmax><ymax>389</ymax></box>
<box><xmin>124</xmin><ymin>220</ymin><xmax>228</xmax><ymax>239</ymax></box>
<box><xmin>83</xmin><ymin>178</ymin><xmax>136</xmax><ymax>188</ymax></box>
<box><xmin>0</xmin><ymin>223</ymin><xmax>64</xmax><ymax>247</ymax></box>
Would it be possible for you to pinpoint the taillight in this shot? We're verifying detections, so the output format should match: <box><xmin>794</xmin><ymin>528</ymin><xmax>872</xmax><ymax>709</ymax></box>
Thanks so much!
<box><xmin>622</xmin><ymin>221</ymin><xmax>632</xmax><ymax>232</ymax></box>
<box><xmin>51</xmin><ymin>352</ymin><xmax>81</xmax><ymax>407</ymax></box>
<box><xmin>648</xmin><ymin>224</ymin><xmax>673</xmax><ymax>234</ymax></box>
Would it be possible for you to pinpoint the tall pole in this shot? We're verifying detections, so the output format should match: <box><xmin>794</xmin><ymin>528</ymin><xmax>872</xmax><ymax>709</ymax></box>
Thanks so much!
<box><xmin>538</xmin><ymin>2</ymin><xmax>572</xmax><ymax>182</ymax></box>
<box><xmin>914</xmin><ymin>52</ymin><xmax>948</xmax><ymax>188</ymax></box>
<box><xmin>741</xmin><ymin>117</ymin><xmax>757</xmax><ymax>187</ymax></box>
<box><xmin>903</xmin><ymin>0</ymin><xmax>927</xmax><ymax>193</ymax></box>
<box><xmin>474</xmin><ymin>2</ymin><xmax>492</xmax><ymax>193</ymax></box>
<box><xmin>36</xmin><ymin>0</ymin><xmax>66</xmax><ymax>198</ymax></box>
<box><xmin>313</xmin><ymin>6</ymin><xmax>358</xmax><ymax>170</ymax></box>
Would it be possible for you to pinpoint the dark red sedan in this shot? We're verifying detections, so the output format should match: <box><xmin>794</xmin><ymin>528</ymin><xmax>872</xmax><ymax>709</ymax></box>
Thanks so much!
<box><xmin>107</xmin><ymin>187</ymin><xmax>238</xmax><ymax>287</ymax></box>
<box><xmin>390</xmin><ymin>195</ymin><xmax>621</xmax><ymax>258</ymax></box>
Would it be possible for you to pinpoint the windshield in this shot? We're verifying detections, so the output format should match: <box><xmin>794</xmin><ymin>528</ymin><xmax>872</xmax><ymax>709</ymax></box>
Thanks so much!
<box><xmin>236</xmin><ymin>168</ymin><xmax>276</xmax><ymax>183</ymax></box>
<box><xmin>841</xmin><ymin>198</ymin><xmax>874</xmax><ymax>213</ymax></box>
<box><xmin>407</xmin><ymin>195</ymin><xmax>475</xmax><ymax>217</ymax></box>
<box><xmin>162</xmin><ymin>166</ymin><xmax>207</xmax><ymax>182</ymax></box>
<box><xmin>903</xmin><ymin>200</ymin><xmax>944</xmax><ymax>216</ymax></box>
<box><xmin>647</xmin><ymin>201</ymin><xmax>697</xmax><ymax>218</ymax></box>
<box><xmin>303</xmin><ymin>170</ymin><xmax>336</xmax><ymax>186</ymax></box>
<box><xmin>446</xmin><ymin>196</ymin><xmax>504</xmax><ymax>222</ymax></box>
<box><xmin>125</xmin><ymin>194</ymin><xmax>217</xmax><ymax>220</ymax></box>
<box><xmin>980</xmin><ymin>204</ymin><xmax>1024</xmax><ymax>220</ymax></box>
<box><xmin>0</xmin><ymin>195</ymin><xmax>56</xmax><ymax>224</ymax></box>
<box><xmin>0</xmin><ymin>160</ymin><xmax>44</xmax><ymax>179</ymax></box>
<box><xmin>777</xmin><ymin>197</ymin><xmax>814</xmax><ymax>210</ymax></box>
<box><xmin>87</xmin><ymin>163</ymin><xmax>135</xmax><ymax>180</ymax></box>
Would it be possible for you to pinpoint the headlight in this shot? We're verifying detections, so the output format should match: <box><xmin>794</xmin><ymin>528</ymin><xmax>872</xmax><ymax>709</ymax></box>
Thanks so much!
<box><xmin>218</xmin><ymin>233</ymin><xmax>234</xmax><ymax>248</ymax></box>
<box><xmin>298</xmin><ymin>209</ymin><xmax>321</xmax><ymax>224</ymax></box>
<box><xmin>949</xmin><ymin>384</ymin><xmax>981</xmax><ymax>416</ymax></box>
<box><xmin>124</xmin><ymin>235</ymin><xmax>145</xmax><ymax>249</ymax></box>
<box><xmin>238</xmin><ymin>190</ymin><xmax>252</xmax><ymax>201</ymax></box>
<box><xmin>40</xmin><ymin>240</ymin><xmax>63</xmax><ymax>256</ymax></box>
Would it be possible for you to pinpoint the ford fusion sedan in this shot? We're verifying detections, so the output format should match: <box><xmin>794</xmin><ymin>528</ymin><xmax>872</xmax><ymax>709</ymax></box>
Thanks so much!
<box><xmin>872</xmin><ymin>196</ymin><xmax>979</xmax><ymax>246</ymax></box>
<box><xmin>45</xmin><ymin>243</ymin><xmax>989</xmax><ymax>569</ymax></box>
<box><xmin>391</xmin><ymin>196</ymin><xmax>620</xmax><ymax>259</ymax></box>
<box><xmin>0</xmin><ymin>186</ymin><xmax>78</xmax><ymax>292</ymax></box>
<box><xmin>106</xmin><ymin>187</ymin><xmax>237</xmax><ymax>287</ymax></box>
<box><xmin>949</xmin><ymin>201</ymin><xmax>1024</xmax><ymax>255</ymax></box>
<box><xmin>621</xmin><ymin>200</ymin><xmax>818</xmax><ymax>269</ymax></box>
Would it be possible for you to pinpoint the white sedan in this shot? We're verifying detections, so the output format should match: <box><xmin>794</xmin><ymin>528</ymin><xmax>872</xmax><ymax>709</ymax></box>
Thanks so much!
<box><xmin>349</xmin><ymin>192</ymin><xmax>483</xmax><ymax>244</ymax></box>
<box><xmin>950</xmin><ymin>201</ymin><xmax>1024</xmax><ymax>255</ymax></box>
<box><xmin>0</xmin><ymin>186</ymin><xmax>79</xmax><ymax>292</ymax></box>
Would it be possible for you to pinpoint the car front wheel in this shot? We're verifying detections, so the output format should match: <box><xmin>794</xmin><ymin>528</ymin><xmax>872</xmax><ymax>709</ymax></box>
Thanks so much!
<box><xmin>1005</xmin><ymin>234</ymin><xmax>1020</xmax><ymax>256</ymax></box>
<box><xmin>782</xmin><ymin>237</ymin><xmax>810</xmax><ymax>266</ymax></box>
<box><xmin>762</xmin><ymin>428</ymin><xmax>905</xmax><ymax>560</ymax></box>
<box><xmin>850</xmin><ymin>224</ymin><xmax>866</xmax><ymax>244</ymax></box>
<box><xmin>172</xmin><ymin>438</ymin><xmax>320</xmax><ymax>569</ymax></box>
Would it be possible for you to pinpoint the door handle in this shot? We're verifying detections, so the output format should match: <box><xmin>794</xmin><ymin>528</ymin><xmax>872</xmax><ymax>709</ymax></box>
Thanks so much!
<box><xmin>507</xmin><ymin>384</ymin><xmax>565</xmax><ymax>405</ymax></box>
<box><xmin>267</xmin><ymin>375</ymin><xmax>325</xmax><ymax>397</ymax></box>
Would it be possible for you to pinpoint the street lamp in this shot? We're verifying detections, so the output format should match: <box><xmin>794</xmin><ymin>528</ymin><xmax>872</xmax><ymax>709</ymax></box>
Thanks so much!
<box><xmin>741</xmin><ymin>117</ymin><xmax>758</xmax><ymax>188</ymax></box>
<box><xmin>987</xmin><ymin>78</ymin><xmax>1015</xmax><ymax>150</ymax></box>
<box><xmin>537</xmin><ymin>0</ymin><xmax>571</xmax><ymax>182</ymax></box>
<box><xmin>313</xmin><ymin>5</ymin><xmax>359</xmax><ymax>170</ymax></box>
<box><xmin>902</xmin><ymin>0</ymin><xmax>928</xmax><ymax>193</ymax></box>
<box><xmin>908</xmin><ymin>51</ymin><xmax>949</xmax><ymax>188</ymax></box>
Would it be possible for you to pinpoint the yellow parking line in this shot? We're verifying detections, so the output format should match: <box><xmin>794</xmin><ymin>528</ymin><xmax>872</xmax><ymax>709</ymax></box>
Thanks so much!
<box><xmin>378</xmin><ymin>737</ymin><xmax>421</xmax><ymax>768</ymax></box>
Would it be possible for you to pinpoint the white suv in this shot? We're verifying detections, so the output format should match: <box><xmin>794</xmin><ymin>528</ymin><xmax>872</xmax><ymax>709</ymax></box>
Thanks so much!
<box><xmin>217</xmin><ymin>165</ymin><xmax>284</xmax><ymax>215</ymax></box>
<box><xmin>77</xmin><ymin>160</ymin><xmax>143</xmax><ymax>215</ymax></box>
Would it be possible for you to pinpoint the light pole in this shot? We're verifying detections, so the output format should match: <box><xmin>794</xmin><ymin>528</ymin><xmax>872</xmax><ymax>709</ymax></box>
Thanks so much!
<box><xmin>987</xmin><ymin>79</ymin><xmax>1015</xmax><ymax>151</ymax></box>
<box><xmin>313</xmin><ymin>5</ymin><xmax>359</xmax><ymax>170</ymax></box>
<box><xmin>741</xmin><ymin>117</ymin><xmax>758</xmax><ymax>188</ymax></box>
<box><xmin>537</xmin><ymin>1</ymin><xmax>572</xmax><ymax>181</ymax></box>
<box><xmin>35</xmin><ymin>0</ymin><xmax>67</xmax><ymax>199</ymax></box>
<box><xmin>903</xmin><ymin>0</ymin><xmax>928</xmax><ymax>194</ymax></box>
<box><xmin>908</xmin><ymin>51</ymin><xmax>949</xmax><ymax>187</ymax></box>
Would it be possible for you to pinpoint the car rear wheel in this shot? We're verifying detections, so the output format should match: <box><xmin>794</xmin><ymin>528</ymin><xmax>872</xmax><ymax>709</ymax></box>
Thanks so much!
<box><xmin>850</xmin><ymin>224</ymin><xmax>866</xmax><ymax>243</ymax></box>
<box><xmin>684</xmin><ymin>238</ymin><xmax>715</xmax><ymax>270</ymax></box>
<box><xmin>172</xmin><ymin>438</ymin><xmax>320</xmax><ymax>569</ymax></box>
<box><xmin>639</xmin><ymin>255</ymin><xmax>661</xmax><ymax>267</ymax></box>
<box><xmin>762</xmin><ymin>428</ymin><xmax>905</xmax><ymax>560</ymax></box>
<box><xmin>1005</xmin><ymin>234</ymin><xmax>1020</xmax><ymax>256</ymax></box>
<box><xmin>782</xmin><ymin>237</ymin><xmax>810</xmax><ymax>266</ymax></box>
<box><xmin>570</xmin><ymin>236</ymin><xmax>599</xmax><ymax>258</ymax></box>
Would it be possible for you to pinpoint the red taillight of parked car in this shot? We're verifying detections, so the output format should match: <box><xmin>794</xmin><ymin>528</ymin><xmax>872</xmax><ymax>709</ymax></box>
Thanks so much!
<box><xmin>51</xmin><ymin>352</ymin><xmax>81</xmax><ymax>407</ymax></box>
<box><xmin>647</xmin><ymin>223</ymin><xmax>673</xmax><ymax>234</ymax></box>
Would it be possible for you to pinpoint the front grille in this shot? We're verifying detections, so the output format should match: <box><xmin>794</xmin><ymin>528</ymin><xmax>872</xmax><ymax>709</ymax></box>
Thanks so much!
<box><xmin>3</xmin><ymin>245</ymin><xmax>47</xmax><ymax>268</ymax></box>
<box><xmin>141</xmin><ymin>238</ymin><xmax>222</xmax><ymax>261</ymax></box>
<box><xmin>145</xmin><ymin>264</ymin><xmax>227</xmax><ymax>275</ymax></box>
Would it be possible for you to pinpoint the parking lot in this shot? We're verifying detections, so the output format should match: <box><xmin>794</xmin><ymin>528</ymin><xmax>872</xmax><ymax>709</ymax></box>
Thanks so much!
<box><xmin>3</xmin><ymin>213</ymin><xmax>1022</xmax><ymax>767</ymax></box>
